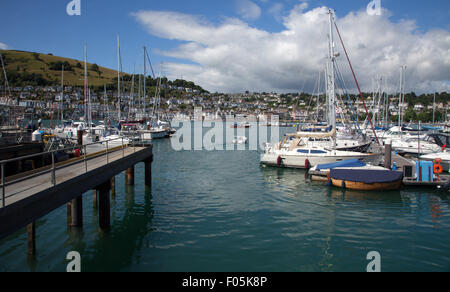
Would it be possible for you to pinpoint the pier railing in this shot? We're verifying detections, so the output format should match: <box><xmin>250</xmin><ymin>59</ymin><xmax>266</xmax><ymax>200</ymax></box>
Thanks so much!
<box><xmin>0</xmin><ymin>136</ymin><xmax>149</xmax><ymax>208</ymax></box>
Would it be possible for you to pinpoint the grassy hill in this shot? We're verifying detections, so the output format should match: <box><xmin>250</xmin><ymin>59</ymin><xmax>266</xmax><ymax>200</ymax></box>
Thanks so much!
<box><xmin>0</xmin><ymin>50</ymin><xmax>121</xmax><ymax>87</ymax></box>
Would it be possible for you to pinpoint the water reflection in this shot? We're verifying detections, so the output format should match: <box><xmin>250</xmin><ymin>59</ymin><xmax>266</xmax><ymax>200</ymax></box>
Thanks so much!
<box><xmin>62</xmin><ymin>183</ymin><xmax>154</xmax><ymax>272</ymax></box>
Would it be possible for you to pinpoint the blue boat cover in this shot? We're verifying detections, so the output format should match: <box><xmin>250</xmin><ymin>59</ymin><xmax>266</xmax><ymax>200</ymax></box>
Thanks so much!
<box><xmin>330</xmin><ymin>169</ymin><xmax>403</xmax><ymax>184</ymax></box>
<box><xmin>316</xmin><ymin>159</ymin><xmax>366</xmax><ymax>171</ymax></box>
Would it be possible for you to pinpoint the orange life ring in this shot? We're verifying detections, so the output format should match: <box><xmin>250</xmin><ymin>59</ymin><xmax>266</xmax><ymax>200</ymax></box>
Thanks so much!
<box><xmin>433</xmin><ymin>164</ymin><xmax>443</xmax><ymax>175</ymax></box>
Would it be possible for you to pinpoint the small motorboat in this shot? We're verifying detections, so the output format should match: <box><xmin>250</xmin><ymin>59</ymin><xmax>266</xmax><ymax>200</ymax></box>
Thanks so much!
<box><xmin>420</xmin><ymin>151</ymin><xmax>450</xmax><ymax>173</ymax></box>
<box><xmin>330</xmin><ymin>168</ymin><xmax>403</xmax><ymax>191</ymax></box>
<box><xmin>232</xmin><ymin>136</ymin><xmax>248</xmax><ymax>144</ymax></box>
<box><xmin>309</xmin><ymin>159</ymin><xmax>387</xmax><ymax>182</ymax></box>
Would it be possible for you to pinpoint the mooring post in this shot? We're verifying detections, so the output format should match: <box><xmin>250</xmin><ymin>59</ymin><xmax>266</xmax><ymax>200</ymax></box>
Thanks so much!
<box><xmin>77</xmin><ymin>129</ymin><xmax>83</xmax><ymax>146</ymax></box>
<box><xmin>97</xmin><ymin>180</ymin><xmax>111</xmax><ymax>230</ymax></box>
<box><xmin>93</xmin><ymin>190</ymin><xmax>98</xmax><ymax>209</ymax></box>
<box><xmin>384</xmin><ymin>140</ymin><xmax>392</xmax><ymax>170</ymax></box>
<box><xmin>144</xmin><ymin>157</ymin><xmax>153</xmax><ymax>188</ymax></box>
<box><xmin>111</xmin><ymin>176</ymin><xmax>116</xmax><ymax>198</ymax></box>
<box><xmin>126</xmin><ymin>166</ymin><xmax>135</xmax><ymax>186</ymax></box>
<box><xmin>27</xmin><ymin>222</ymin><xmax>36</xmax><ymax>256</ymax></box>
<box><xmin>71</xmin><ymin>195</ymin><xmax>83</xmax><ymax>227</ymax></box>
<box><xmin>67</xmin><ymin>201</ymin><xmax>72</xmax><ymax>227</ymax></box>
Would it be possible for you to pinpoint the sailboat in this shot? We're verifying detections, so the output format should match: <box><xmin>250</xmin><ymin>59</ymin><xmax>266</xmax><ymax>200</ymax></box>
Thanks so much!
<box><xmin>137</xmin><ymin>50</ymin><xmax>170</xmax><ymax>140</ymax></box>
<box><xmin>261</xmin><ymin>9</ymin><xmax>381</xmax><ymax>169</ymax></box>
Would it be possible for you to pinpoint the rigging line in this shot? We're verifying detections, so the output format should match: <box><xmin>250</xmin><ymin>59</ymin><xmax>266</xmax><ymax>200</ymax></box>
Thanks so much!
<box><xmin>333</xmin><ymin>20</ymin><xmax>380</xmax><ymax>145</ymax></box>
<box><xmin>145</xmin><ymin>49</ymin><xmax>156</xmax><ymax>79</ymax></box>
<box><xmin>334</xmin><ymin>62</ymin><xmax>362</xmax><ymax>134</ymax></box>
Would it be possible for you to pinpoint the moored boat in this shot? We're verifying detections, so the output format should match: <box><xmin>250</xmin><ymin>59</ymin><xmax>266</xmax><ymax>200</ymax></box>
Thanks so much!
<box><xmin>330</xmin><ymin>169</ymin><xmax>403</xmax><ymax>191</ymax></box>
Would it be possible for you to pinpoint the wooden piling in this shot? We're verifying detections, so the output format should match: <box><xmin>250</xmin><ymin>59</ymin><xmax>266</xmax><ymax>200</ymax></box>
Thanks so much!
<box><xmin>27</xmin><ymin>222</ymin><xmax>36</xmax><ymax>256</ymax></box>
<box><xmin>97</xmin><ymin>180</ymin><xmax>111</xmax><ymax>230</ymax></box>
<box><xmin>70</xmin><ymin>195</ymin><xmax>83</xmax><ymax>227</ymax></box>
<box><xmin>93</xmin><ymin>190</ymin><xmax>98</xmax><ymax>209</ymax></box>
<box><xmin>145</xmin><ymin>158</ymin><xmax>152</xmax><ymax>188</ymax></box>
<box><xmin>384</xmin><ymin>140</ymin><xmax>392</xmax><ymax>170</ymax></box>
<box><xmin>77</xmin><ymin>130</ymin><xmax>83</xmax><ymax>146</ymax></box>
<box><xmin>125</xmin><ymin>166</ymin><xmax>135</xmax><ymax>186</ymax></box>
<box><xmin>111</xmin><ymin>176</ymin><xmax>116</xmax><ymax>198</ymax></box>
<box><xmin>67</xmin><ymin>201</ymin><xmax>72</xmax><ymax>226</ymax></box>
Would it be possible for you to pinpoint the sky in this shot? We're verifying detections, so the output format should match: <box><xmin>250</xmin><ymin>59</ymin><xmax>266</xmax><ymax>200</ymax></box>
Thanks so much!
<box><xmin>0</xmin><ymin>0</ymin><xmax>449</xmax><ymax>94</ymax></box>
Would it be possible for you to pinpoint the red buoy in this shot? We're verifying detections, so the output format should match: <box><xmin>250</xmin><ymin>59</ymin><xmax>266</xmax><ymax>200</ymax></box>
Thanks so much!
<box><xmin>74</xmin><ymin>149</ymin><xmax>81</xmax><ymax>158</ymax></box>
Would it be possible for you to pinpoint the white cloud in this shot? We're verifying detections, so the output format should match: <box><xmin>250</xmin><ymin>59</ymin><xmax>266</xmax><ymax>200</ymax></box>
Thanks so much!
<box><xmin>268</xmin><ymin>3</ymin><xmax>284</xmax><ymax>22</ymax></box>
<box><xmin>235</xmin><ymin>0</ymin><xmax>261</xmax><ymax>21</ymax></box>
<box><xmin>133</xmin><ymin>6</ymin><xmax>450</xmax><ymax>94</ymax></box>
<box><xmin>0</xmin><ymin>42</ymin><xmax>9</xmax><ymax>50</ymax></box>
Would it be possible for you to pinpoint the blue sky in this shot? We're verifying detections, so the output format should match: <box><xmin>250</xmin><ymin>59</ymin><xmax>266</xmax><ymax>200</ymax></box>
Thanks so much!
<box><xmin>0</xmin><ymin>0</ymin><xmax>449</xmax><ymax>92</ymax></box>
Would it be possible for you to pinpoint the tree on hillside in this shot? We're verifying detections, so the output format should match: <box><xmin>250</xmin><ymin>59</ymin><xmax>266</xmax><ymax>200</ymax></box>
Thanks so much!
<box><xmin>32</xmin><ymin>53</ymin><xmax>41</xmax><ymax>61</ymax></box>
<box><xmin>48</xmin><ymin>61</ymin><xmax>73</xmax><ymax>71</ymax></box>
<box><xmin>90</xmin><ymin>63</ymin><xmax>100</xmax><ymax>72</ymax></box>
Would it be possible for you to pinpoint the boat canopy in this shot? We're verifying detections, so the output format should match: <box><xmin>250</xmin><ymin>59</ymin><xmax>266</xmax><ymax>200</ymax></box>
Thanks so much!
<box><xmin>330</xmin><ymin>169</ymin><xmax>403</xmax><ymax>184</ymax></box>
<box><xmin>316</xmin><ymin>159</ymin><xmax>366</xmax><ymax>171</ymax></box>
<box><xmin>287</xmin><ymin>129</ymin><xmax>336</xmax><ymax>139</ymax></box>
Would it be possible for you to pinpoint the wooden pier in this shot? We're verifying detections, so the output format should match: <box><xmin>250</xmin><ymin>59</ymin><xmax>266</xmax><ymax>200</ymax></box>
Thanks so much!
<box><xmin>0</xmin><ymin>141</ymin><xmax>153</xmax><ymax>255</ymax></box>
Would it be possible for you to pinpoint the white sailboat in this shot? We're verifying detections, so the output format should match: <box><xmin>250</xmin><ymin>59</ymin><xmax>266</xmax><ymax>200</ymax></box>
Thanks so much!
<box><xmin>261</xmin><ymin>9</ymin><xmax>381</xmax><ymax>169</ymax></box>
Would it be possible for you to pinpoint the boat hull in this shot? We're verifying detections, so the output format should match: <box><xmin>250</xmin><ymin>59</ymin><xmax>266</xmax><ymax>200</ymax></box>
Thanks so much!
<box><xmin>138</xmin><ymin>130</ymin><xmax>168</xmax><ymax>140</ymax></box>
<box><xmin>260</xmin><ymin>152</ymin><xmax>381</xmax><ymax>169</ymax></box>
<box><xmin>331</xmin><ymin>178</ymin><xmax>402</xmax><ymax>191</ymax></box>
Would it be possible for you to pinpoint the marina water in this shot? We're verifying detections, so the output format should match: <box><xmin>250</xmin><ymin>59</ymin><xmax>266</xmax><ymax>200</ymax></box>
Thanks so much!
<box><xmin>0</xmin><ymin>125</ymin><xmax>449</xmax><ymax>272</ymax></box>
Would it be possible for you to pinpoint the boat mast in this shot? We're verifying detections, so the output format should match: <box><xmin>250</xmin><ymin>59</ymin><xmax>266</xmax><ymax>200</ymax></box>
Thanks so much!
<box><xmin>130</xmin><ymin>65</ymin><xmax>135</xmax><ymax>120</ymax></box>
<box><xmin>61</xmin><ymin>64</ymin><xmax>64</xmax><ymax>121</ymax></box>
<box><xmin>104</xmin><ymin>84</ymin><xmax>109</xmax><ymax>120</ymax></box>
<box><xmin>398</xmin><ymin>65</ymin><xmax>406</xmax><ymax>128</ymax></box>
<box><xmin>316</xmin><ymin>70</ymin><xmax>321</xmax><ymax>121</ymax></box>
<box><xmin>117</xmin><ymin>35</ymin><xmax>121</xmax><ymax>122</ymax></box>
<box><xmin>327</xmin><ymin>9</ymin><xmax>337</xmax><ymax>147</ymax></box>
<box><xmin>143</xmin><ymin>46</ymin><xmax>147</xmax><ymax>119</ymax></box>
<box><xmin>88</xmin><ymin>88</ymin><xmax>92</xmax><ymax>133</ymax></box>
<box><xmin>84</xmin><ymin>42</ymin><xmax>88</xmax><ymax>122</ymax></box>
<box><xmin>433</xmin><ymin>92</ymin><xmax>436</xmax><ymax>125</ymax></box>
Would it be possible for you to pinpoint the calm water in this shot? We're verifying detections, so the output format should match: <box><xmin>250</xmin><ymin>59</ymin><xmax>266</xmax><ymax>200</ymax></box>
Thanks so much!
<box><xmin>0</xmin><ymin>125</ymin><xmax>449</xmax><ymax>272</ymax></box>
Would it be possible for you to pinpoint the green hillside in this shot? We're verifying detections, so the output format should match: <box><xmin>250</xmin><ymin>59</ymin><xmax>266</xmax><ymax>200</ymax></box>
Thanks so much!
<box><xmin>0</xmin><ymin>50</ymin><xmax>119</xmax><ymax>87</ymax></box>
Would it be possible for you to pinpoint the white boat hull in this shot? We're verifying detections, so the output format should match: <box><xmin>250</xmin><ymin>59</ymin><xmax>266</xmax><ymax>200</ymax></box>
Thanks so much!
<box><xmin>138</xmin><ymin>129</ymin><xmax>168</xmax><ymax>140</ymax></box>
<box><xmin>261</xmin><ymin>151</ymin><xmax>381</xmax><ymax>169</ymax></box>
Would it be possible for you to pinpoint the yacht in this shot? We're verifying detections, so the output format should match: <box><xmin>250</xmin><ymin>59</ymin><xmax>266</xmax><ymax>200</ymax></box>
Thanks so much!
<box><xmin>420</xmin><ymin>151</ymin><xmax>450</xmax><ymax>172</ymax></box>
<box><xmin>391</xmin><ymin>136</ymin><xmax>442</xmax><ymax>155</ymax></box>
<box><xmin>232</xmin><ymin>136</ymin><xmax>248</xmax><ymax>144</ymax></box>
<box><xmin>261</xmin><ymin>10</ymin><xmax>380</xmax><ymax>169</ymax></box>
<box><xmin>261</xmin><ymin>130</ymin><xmax>381</xmax><ymax>168</ymax></box>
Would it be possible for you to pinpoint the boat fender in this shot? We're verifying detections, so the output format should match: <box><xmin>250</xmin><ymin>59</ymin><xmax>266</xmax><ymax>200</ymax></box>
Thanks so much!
<box><xmin>326</xmin><ymin>173</ymin><xmax>332</xmax><ymax>186</ymax></box>
<box><xmin>392</xmin><ymin>162</ymin><xmax>397</xmax><ymax>171</ymax></box>
<box><xmin>277</xmin><ymin>156</ymin><xmax>283</xmax><ymax>166</ymax></box>
<box><xmin>305</xmin><ymin>159</ymin><xmax>311</xmax><ymax>169</ymax></box>
<box><xmin>342</xmin><ymin>180</ymin><xmax>346</xmax><ymax>189</ymax></box>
